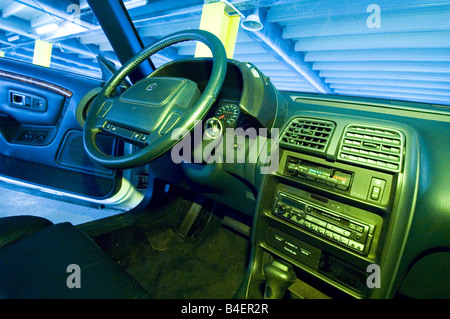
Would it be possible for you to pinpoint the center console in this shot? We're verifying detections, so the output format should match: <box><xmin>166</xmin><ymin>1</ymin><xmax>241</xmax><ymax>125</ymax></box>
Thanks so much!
<box><xmin>241</xmin><ymin>116</ymin><xmax>414</xmax><ymax>299</ymax></box>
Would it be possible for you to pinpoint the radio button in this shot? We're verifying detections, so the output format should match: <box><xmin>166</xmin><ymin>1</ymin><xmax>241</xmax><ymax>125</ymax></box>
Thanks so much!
<box><xmin>336</xmin><ymin>184</ymin><xmax>349</xmax><ymax>191</ymax></box>
<box><xmin>286</xmin><ymin>163</ymin><xmax>297</xmax><ymax>174</ymax></box>
<box><xmin>306</xmin><ymin>215</ymin><xmax>327</xmax><ymax>228</ymax></box>
<box><xmin>326</xmin><ymin>181</ymin><xmax>337</xmax><ymax>188</ymax></box>
<box><xmin>348</xmin><ymin>239</ymin><xmax>365</xmax><ymax>252</ymax></box>
<box><xmin>283</xmin><ymin>246</ymin><xmax>298</xmax><ymax>257</ymax></box>
<box><xmin>292</xmin><ymin>209</ymin><xmax>303</xmax><ymax>217</ymax></box>
<box><xmin>285</xmin><ymin>241</ymin><xmax>298</xmax><ymax>250</ymax></box>
<box><xmin>327</xmin><ymin>224</ymin><xmax>350</xmax><ymax>237</ymax></box>
<box><xmin>300</xmin><ymin>248</ymin><xmax>311</xmax><ymax>257</ymax></box>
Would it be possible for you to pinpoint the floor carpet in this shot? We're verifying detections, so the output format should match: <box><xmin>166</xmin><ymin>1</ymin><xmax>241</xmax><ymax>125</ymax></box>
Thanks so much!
<box><xmin>92</xmin><ymin>187</ymin><xmax>251</xmax><ymax>299</ymax></box>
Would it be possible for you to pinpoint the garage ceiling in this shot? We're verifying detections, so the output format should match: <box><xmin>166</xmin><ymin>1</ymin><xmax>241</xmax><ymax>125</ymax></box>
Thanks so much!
<box><xmin>0</xmin><ymin>0</ymin><xmax>449</xmax><ymax>106</ymax></box>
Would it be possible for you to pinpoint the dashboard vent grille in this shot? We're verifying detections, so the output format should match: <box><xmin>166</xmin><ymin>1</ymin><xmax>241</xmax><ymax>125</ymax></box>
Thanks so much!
<box><xmin>338</xmin><ymin>125</ymin><xmax>405</xmax><ymax>172</ymax></box>
<box><xmin>280</xmin><ymin>118</ymin><xmax>335</xmax><ymax>155</ymax></box>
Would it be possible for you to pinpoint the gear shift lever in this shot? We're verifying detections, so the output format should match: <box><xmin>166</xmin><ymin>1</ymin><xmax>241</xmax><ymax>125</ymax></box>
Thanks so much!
<box><xmin>263</xmin><ymin>260</ymin><xmax>297</xmax><ymax>299</ymax></box>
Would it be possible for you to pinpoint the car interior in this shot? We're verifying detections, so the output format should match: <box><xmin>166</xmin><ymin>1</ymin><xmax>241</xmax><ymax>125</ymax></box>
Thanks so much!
<box><xmin>0</xmin><ymin>0</ymin><xmax>449</xmax><ymax>301</ymax></box>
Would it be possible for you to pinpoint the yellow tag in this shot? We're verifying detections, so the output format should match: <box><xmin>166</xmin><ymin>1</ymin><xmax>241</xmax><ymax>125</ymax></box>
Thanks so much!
<box><xmin>224</xmin><ymin>14</ymin><xmax>240</xmax><ymax>59</ymax></box>
<box><xmin>33</xmin><ymin>39</ymin><xmax>53</xmax><ymax>67</ymax></box>
<box><xmin>195</xmin><ymin>2</ymin><xmax>240</xmax><ymax>59</ymax></box>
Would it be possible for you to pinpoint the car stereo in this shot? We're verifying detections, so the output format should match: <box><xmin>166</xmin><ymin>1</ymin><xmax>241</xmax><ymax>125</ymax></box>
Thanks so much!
<box><xmin>272</xmin><ymin>191</ymin><xmax>376</xmax><ymax>255</ymax></box>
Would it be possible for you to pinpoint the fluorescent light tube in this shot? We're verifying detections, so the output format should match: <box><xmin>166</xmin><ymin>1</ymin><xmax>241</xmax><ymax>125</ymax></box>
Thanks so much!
<box><xmin>36</xmin><ymin>23</ymin><xmax>58</xmax><ymax>35</ymax></box>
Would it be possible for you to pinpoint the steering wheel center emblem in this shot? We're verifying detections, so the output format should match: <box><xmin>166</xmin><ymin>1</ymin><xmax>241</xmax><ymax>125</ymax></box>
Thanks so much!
<box><xmin>146</xmin><ymin>83</ymin><xmax>157</xmax><ymax>91</ymax></box>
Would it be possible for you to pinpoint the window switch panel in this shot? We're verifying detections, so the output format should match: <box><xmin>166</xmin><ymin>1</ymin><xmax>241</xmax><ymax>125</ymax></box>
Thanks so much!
<box><xmin>9</xmin><ymin>90</ymin><xmax>47</xmax><ymax>112</ymax></box>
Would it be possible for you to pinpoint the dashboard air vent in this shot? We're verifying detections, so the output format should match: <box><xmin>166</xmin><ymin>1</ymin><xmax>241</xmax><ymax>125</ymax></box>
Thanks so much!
<box><xmin>338</xmin><ymin>125</ymin><xmax>405</xmax><ymax>172</ymax></box>
<box><xmin>280</xmin><ymin>118</ymin><xmax>335</xmax><ymax>156</ymax></box>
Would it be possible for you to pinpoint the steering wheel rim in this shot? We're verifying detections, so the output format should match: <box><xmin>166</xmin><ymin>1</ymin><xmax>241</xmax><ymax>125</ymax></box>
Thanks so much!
<box><xmin>83</xmin><ymin>29</ymin><xmax>227</xmax><ymax>170</ymax></box>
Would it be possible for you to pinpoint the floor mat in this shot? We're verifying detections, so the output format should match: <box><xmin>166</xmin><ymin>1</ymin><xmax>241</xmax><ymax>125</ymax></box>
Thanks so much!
<box><xmin>127</xmin><ymin>221</ymin><xmax>249</xmax><ymax>299</ymax></box>
<box><xmin>93</xmin><ymin>189</ymin><xmax>250</xmax><ymax>299</ymax></box>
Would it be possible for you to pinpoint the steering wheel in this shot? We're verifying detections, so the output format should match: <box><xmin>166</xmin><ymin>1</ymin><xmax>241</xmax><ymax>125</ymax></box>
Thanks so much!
<box><xmin>83</xmin><ymin>29</ymin><xmax>227</xmax><ymax>169</ymax></box>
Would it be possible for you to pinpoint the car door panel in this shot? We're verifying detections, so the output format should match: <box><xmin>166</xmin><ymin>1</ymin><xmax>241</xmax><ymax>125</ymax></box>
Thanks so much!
<box><xmin>0</xmin><ymin>58</ymin><xmax>122</xmax><ymax>201</ymax></box>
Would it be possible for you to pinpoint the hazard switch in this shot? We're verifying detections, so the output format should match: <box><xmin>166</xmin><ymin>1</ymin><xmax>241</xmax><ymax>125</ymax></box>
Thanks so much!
<box><xmin>368</xmin><ymin>178</ymin><xmax>386</xmax><ymax>201</ymax></box>
<box><xmin>370</xmin><ymin>186</ymin><xmax>381</xmax><ymax>200</ymax></box>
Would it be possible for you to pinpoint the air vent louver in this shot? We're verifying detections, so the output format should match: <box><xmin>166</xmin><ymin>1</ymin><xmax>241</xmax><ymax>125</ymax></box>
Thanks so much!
<box><xmin>338</xmin><ymin>125</ymin><xmax>405</xmax><ymax>172</ymax></box>
<box><xmin>280</xmin><ymin>118</ymin><xmax>335</xmax><ymax>156</ymax></box>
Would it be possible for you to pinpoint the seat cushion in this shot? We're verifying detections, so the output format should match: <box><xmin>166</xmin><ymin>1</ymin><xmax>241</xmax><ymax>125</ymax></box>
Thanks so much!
<box><xmin>0</xmin><ymin>222</ymin><xmax>149</xmax><ymax>299</ymax></box>
<box><xmin>0</xmin><ymin>215</ymin><xmax>53</xmax><ymax>250</ymax></box>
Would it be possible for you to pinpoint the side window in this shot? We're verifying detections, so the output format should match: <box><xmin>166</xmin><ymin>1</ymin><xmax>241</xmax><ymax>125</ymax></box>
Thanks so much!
<box><xmin>0</xmin><ymin>1</ymin><xmax>119</xmax><ymax>79</ymax></box>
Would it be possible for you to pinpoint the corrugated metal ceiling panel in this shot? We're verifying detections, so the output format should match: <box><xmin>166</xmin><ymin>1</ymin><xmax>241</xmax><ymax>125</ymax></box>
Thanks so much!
<box><xmin>267</xmin><ymin>0</ymin><xmax>450</xmax><ymax>105</ymax></box>
<box><xmin>0</xmin><ymin>0</ymin><xmax>448</xmax><ymax>106</ymax></box>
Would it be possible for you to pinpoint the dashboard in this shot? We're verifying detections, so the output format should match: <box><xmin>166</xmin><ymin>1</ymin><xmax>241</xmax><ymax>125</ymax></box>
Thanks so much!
<box><xmin>245</xmin><ymin>92</ymin><xmax>449</xmax><ymax>299</ymax></box>
<box><xmin>149</xmin><ymin>59</ymin><xmax>449</xmax><ymax>299</ymax></box>
<box><xmin>2</xmin><ymin>48</ymin><xmax>447</xmax><ymax>299</ymax></box>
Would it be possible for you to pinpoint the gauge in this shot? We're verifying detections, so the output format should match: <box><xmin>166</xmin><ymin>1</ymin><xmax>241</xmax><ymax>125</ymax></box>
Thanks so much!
<box><xmin>214</xmin><ymin>103</ymin><xmax>240</xmax><ymax>127</ymax></box>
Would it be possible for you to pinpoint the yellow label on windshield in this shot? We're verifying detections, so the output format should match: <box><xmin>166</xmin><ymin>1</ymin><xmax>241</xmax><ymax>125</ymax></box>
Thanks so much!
<box><xmin>195</xmin><ymin>1</ymin><xmax>240</xmax><ymax>59</ymax></box>
<box><xmin>33</xmin><ymin>39</ymin><xmax>53</xmax><ymax>67</ymax></box>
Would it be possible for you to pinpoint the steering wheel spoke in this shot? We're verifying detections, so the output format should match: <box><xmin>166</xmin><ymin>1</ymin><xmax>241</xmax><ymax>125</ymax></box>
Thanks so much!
<box><xmin>101</xmin><ymin>121</ymin><xmax>150</xmax><ymax>146</ymax></box>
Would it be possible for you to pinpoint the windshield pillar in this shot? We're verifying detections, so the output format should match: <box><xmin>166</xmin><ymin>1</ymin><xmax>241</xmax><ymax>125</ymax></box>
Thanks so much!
<box><xmin>87</xmin><ymin>0</ymin><xmax>155</xmax><ymax>82</ymax></box>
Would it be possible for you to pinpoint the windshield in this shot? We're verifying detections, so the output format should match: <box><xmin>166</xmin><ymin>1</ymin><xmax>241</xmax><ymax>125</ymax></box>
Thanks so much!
<box><xmin>0</xmin><ymin>0</ymin><xmax>448</xmax><ymax>107</ymax></box>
